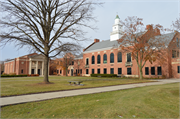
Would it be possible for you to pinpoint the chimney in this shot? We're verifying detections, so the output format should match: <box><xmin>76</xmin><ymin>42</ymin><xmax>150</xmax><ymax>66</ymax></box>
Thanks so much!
<box><xmin>154</xmin><ymin>28</ymin><xmax>160</xmax><ymax>36</ymax></box>
<box><xmin>94</xmin><ymin>39</ymin><xmax>100</xmax><ymax>43</ymax></box>
<box><xmin>146</xmin><ymin>25</ymin><xmax>153</xmax><ymax>30</ymax></box>
<box><xmin>83</xmin><ymin>49</ymin><xmax>85</xmax><ymax>52</ymax></box>
<box><xmin>174</xmin><ymin>30</ymin><xmax>178</xmax><ymax>33</ymax></box>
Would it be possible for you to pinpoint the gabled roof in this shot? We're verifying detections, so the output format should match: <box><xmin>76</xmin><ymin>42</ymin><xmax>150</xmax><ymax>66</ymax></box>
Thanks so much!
<box><xmin>84</xmin><ymin>31</ymin><xmax>146</xmax><ymax>53</ymax></box>
<box><xmin>152</xmin><ymin>32</ymin><xmax>176</xmax><ymax>46</ymax></box>
<box><xmin>84</xmin><ymin>40</ymin><xmax>119</xmax><ymax>53</ymax></box>
<box><xmin>83</xmin><ymin>31</ymin><xmax>176</xmax><ymax>53</ymax></box>
<box><xmin>29</xmin><ymin>54</ymin><xmax>44</xmax><ymax>58</ymax></box>
<box><xmin>74</xmin><ymin>53</ymin><xmax>83</xmax><ymax>59</ymax></box>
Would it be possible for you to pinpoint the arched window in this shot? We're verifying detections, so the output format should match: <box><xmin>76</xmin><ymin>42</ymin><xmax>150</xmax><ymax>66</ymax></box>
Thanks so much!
<box><xmin>97</xmin><ymin>55</ymin><xmax>101</xmax><ymax>64</ymax></box>
<box><xmin>127</xmin><ymin>53</ymin><xmax>131</xmax><ymax>62</ymax></box>
<box><xmin>86</xmin><ymin>58</ymin><xmax>89</xmax><ymax>65</ymax></box>
<box><xmin>103</xmin><ymin>54</ymin><xmax>107</xmax><ymax>63</ymax></box>
<box><xmin>92</xmin><ymin>56</ymin><xmax>95</xmax><ymax>64</ymax></box>
<box><xmin>117</xmin><ymin>52</ymin><xmax>122</xmax><ymax>62</ymax></box>
<box><xmin>110</xmin><ymin>53</ymin><xmax>114</xmax><ymax>63</ymax></box>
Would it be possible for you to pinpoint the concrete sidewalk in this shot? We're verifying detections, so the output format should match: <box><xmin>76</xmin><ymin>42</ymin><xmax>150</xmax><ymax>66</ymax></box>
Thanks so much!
<box><xmin>1</xmin><ymin>79</ymin><xmax>179</xmax><ymax>106</ymax></box>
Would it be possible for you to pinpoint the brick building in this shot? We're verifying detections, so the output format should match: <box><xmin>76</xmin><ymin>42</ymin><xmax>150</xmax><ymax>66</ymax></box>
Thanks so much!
<box><xmin>82</xmin><ymin>15</ymin><xmax>180</xmax><ymax>78</ymax></box>
<box><xmin>3</xmin><ymin>15</ymin><xmax>180</xmax><ymax>78</ymax></box>
<box><xmin>4</xmin><ymin>53</ymin><xmax>48</xmax><ymax>75</ymax></box>
<box><xmin>50</xmin><ymin>53</ymin><xmax>84</xmax><ymax>76</ymax></box>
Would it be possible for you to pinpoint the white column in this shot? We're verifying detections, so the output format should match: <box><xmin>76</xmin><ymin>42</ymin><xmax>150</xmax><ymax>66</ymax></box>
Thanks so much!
<box><xmin>42</xmin><ymin>61</ymin><xmax>44</xmax><ymax>76</ymax></box>
<box><xmin>29</xmin><ymin>60</ymin><xmax>32</xmax><ymax>74</ymax></box>
<box><xmin>36</xmin><ymin>61</ymin><xmax>38</xmax><ymax>74</ymax></box>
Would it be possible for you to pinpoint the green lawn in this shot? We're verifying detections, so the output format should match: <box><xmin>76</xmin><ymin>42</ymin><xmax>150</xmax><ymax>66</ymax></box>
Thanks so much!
<box><xmin>1</xmin><ymin>83</ymin><xmax>179</xmax><ymax>118</ymax></box>
<box><xmin>1</xmin><ymin>76</ymin><xmax>154</xmax><ymax>97</ymax></box>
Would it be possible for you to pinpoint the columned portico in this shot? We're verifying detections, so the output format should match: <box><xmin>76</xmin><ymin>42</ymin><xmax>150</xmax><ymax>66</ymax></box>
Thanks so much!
<box><xmin>36</xmin><ymin>61</ymin><xmax>38</xmax><ymax>74</ymax></box>
<box><xmin>29</xmin><ymin>61</ymin><xmax>32</xmax><ymax>75</ymax></box>
<box><xmin>28</xmin><ymin>55</ymin><xmax>47</xmax><ymax>76</ymax></box>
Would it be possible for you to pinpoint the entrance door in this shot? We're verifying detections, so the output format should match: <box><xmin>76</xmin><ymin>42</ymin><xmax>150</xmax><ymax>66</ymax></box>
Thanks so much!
<box><xmin>38</xmin><ymin>69</ymin><xmax>40</xmax><ymax>75</ymax></box>
<box><xmin>71</xmin><ymin>69</ymin><xmax>73</xmax><ymax>76</ymax></box>
<box><xmin>31</xmin><ymin>69</ymin><xmax>34</xmax><ymax>74</ymax></box>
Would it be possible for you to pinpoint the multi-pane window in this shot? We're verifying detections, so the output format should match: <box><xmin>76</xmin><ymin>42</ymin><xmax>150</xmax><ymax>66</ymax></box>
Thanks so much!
<box><xmin>92</xmin><ymin>56</ymin><xmax>95</xmax><ymax>64</ymax></box>
<box><xmin>110</xmin><ymin>53</ymin><xmax>114</xmax><ymax>63</ymax></box>
<box><xmin>118</xmin><ymin>68</ymin><xmax>122</xmax><ymax>74</ymax></box>
<box><xmin>118</xmin><ymin>52</ymin><xmax>122</xmax><ymax>62</ymax></box>
<box><xmin>57</xmin><ymin>70</ymin><xmax>59</xmax><ymax>74</ymax></box>
<box><xmin>127</xmin><ymin>68</ymin><xmax>131</xmax><ymax>75</ymax></box>
<box><xmin>97</xmin><ymin>55</ymin><xmax>101</xmax><ymax>64</ymax></box>
<box><xmin>21</xmin><ymin>69</ymin><xmax>23</xmax><ymax>74</ymax></box>
<box><xmin>178</xmin><ymin>66</ymin><xmax>180</xmax><ymax>73</ymax></box>
<box><xmin>127</xmin><ymin>53</ymin><xmax>131</xmax><ymax>62</ymax></box>
<box><xmin>92</xmin><ymin>69</ymin><xmax>94</xmax><ymax>74</ymax></box>
<box><xmin>177</xmin><ymin>38</ymin><xmax>179</xmax><ymax>47</ymax></box>
<box><xmin>97</xmin><ymin>69</ymin><xmax>100</xmax><ymax>74</ymax></box>
<box><xmin>80</xmin><ymin>69</ymin><xmax>82</xmax><ymax>74</ymax></box>
<box><xmin>72</xmin><ymin>61</ymin><xmax>74</xmax><ymax>65</ymax></box>
<box><xmin>172</xmin><ymin>50</ymin><xmax>179</xmax><ymax>58</ymax></box>
<box><xmin>104</xmin><ymin>68</ymin><xmax>107</xmax><ymax>74</ymax></box>
<box><xmin>86</xmin><ymin>69</ymin><xmax>89</xmax><ymax>74</ymax></box>
<box><xmin>157</xmin><ymin>67</ymin><xmax>162</xmax><ymax>75</ymax></box>
<box><xmin>86</xmin><ymin>58</ymin><xmax>89</xmax><ymax>65</ymax></box>
<box><xmin>103</xmin><ymin>54</ymin><xmax>107</xmax><ymax>63</ymax></box>
<box><xmin>110</xmin><ymin>68</ymin><xmax>114</xmax><ymax>74</ymax></box>
<box><xmin>60</xmin><ymin>70</ymin><xmax>62</xmax><ymax>74</ymax></box>
<box><xmin>145</xmin><ymin>67</ymin><xmax>149</xmax><ymax>75</ymax></box>
<box><xmin>151</xmin><ymin>67</ymin><xmax>155</xmax><ymax>75</ymax></box>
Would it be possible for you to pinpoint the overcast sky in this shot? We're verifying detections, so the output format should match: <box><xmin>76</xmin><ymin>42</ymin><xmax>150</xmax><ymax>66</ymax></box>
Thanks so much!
<box><xmin>0</xmin><ymin>0</ymin><xmax>179</xmax><ymax>61</ymax></box>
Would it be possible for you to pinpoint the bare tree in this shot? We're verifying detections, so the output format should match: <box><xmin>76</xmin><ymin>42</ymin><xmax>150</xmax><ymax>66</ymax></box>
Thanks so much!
<box><xmin>172</xmin><ymin>14</ymin><xmax>180</xmax><ymax>31</ymax></box>
<box><xmin>0</xmin><ymin>0</ymin><xmax>101</xmax><ymax>83</ymax></box>
<box><xmin>119</xmin><ymin>16</ymin><xmax>167</xmax><ymax>79</ymax></box>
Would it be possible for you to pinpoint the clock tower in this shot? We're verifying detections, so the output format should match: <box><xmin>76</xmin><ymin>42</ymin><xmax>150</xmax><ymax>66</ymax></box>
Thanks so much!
<box><xmin>110</xmin><ymin>15</ymin><xmax>123</xmax><ymax>41</ymax></box>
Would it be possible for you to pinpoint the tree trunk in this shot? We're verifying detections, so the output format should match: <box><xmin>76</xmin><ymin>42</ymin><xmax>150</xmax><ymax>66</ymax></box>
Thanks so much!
<box><xmin>139</xmin><ymin>67</ymin><xmax>143</xmax><ymax>80</ymax></box>
<box><xmin>43</xmin><ymin>55</ymin><xmax>50</xmax><ymax>83</ymax></box>
<box><xmin>66</xmin><ymin>68</ymin><xmax>68</xmax><ymax>76</ymax></box>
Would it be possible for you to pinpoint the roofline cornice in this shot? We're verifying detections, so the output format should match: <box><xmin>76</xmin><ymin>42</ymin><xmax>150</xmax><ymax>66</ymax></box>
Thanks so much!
<box><xmin>83</xmin><ymin>46</ymin><xmax>118</xmax><ymax>54</ymax></box>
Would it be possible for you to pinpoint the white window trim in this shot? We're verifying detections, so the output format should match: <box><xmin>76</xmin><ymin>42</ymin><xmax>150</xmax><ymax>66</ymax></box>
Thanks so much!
<box><xmin>85</xmin><ymin>58</ymin><xmax>89</xmax><ymax>65</ymax></box>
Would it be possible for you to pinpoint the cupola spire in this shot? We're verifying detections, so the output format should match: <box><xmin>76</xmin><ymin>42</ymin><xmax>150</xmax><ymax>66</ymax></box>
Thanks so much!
<box><xmin>110</xmin><ymin>15</ymin><xmax>123</xmax><ymax>41</ymax></box>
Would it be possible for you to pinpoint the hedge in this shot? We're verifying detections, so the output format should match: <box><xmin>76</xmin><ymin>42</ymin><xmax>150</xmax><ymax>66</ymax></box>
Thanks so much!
<box><xmin>91</xmin><ymin>74</ymin><xmax>117</xmax><ymax>77</ymax></box>
<box><xmin>1</xmin><ymin>74</ymin><xmax>28</xmax><ymax>77</ymax></box>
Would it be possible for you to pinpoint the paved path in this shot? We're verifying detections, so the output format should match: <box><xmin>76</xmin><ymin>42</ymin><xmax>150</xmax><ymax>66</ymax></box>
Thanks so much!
<box><xmin>1</xmin><ymin>79</ymin><xmax>179</xmax><ymax>106</ymax></box>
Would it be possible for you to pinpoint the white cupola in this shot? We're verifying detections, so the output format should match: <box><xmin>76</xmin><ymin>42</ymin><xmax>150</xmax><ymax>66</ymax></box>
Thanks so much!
<box><xmin>110</xmin><ymin>15</ymin><xmax>123</xmax><ymax>41</ymax></box>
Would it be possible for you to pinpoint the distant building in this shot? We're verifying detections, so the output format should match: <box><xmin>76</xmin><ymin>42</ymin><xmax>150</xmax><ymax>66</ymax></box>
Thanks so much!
<box><xmin>0</xmin><ymin>61</ymin><xmax>4</xmax><ymax>74</ymax></box>
<box><xmin>4</xmin><ymin>53</ymin><xmax>48</xmax><ymax>75</ymax></box>
<box><xmin>50</xmin><ymin>53</ymin><xmax>84</xmax><ymax>76</ymax></box>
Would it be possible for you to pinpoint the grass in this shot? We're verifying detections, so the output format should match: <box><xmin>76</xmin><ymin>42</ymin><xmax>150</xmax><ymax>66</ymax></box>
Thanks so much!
<box><xmin>1</xmin><ymin>83</ymin><xmax>179</xmax><ymax>118</ymax></box>
<box><xmin>1</xmin><ymin>76</ymin><xmax>154</xmax><ymax>97</ymax></box>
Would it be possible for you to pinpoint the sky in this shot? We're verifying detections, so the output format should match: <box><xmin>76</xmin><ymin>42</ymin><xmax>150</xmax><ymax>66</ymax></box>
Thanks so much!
<box><xmin>0</xmin><ymin>0</ymin><xmax>179</xmax><ymax>61</ymax></box>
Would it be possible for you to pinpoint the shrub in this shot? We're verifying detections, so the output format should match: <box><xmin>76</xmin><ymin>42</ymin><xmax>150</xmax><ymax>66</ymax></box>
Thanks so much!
<box><xmin>1</xmin><ymin>74</ymin><xmax>28</xmax><ymax>77</ymax></box>
<box><xmin>91</xmin><ymin>74</ymin><xmax>117</xmax><ymax>77</ymax></box>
